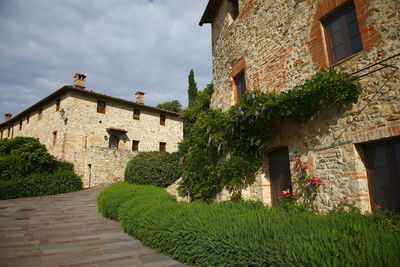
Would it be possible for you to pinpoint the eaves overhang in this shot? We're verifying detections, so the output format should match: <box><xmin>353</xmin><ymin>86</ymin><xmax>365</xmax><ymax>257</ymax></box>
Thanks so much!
<box><xmin>199</xmin><ymin>0</ymin><xmax>223</xmax><ymax>26</ymax></box>
<box><xmin>0</xmin><ymin>86</ymin><xmax>181</xmax><ymax>129</ymax></box>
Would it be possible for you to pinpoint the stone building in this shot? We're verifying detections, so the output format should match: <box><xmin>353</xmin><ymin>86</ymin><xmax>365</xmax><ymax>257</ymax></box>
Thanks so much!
<box><xmin>199</xmin><ymin>0</ymin><xmax>399</xmax><ymax>212</ymax></box>
<box><xmin>0</xmin><ymin>73</ymin><xmax>183</xmax><ymax>187</ymax></box>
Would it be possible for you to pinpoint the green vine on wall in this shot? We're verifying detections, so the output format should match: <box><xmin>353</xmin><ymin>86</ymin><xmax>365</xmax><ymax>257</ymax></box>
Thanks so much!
<box><xmin>178</xmin><ymin>69</ymin><xmax>361</xmax><ymax>202</ymax></box>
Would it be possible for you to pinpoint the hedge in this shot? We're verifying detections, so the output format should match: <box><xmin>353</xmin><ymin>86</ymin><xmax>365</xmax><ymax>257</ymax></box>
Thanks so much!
<box><xmin>0</xmin><ymin>169</ymin><xmax>82</xmax><ymax>200</ymax></box>
<box><xmin>0</xmin><ymin>137</ymin><xmax>82</xmax><ymax>200</ymax></box>
<box><xmin>98</xmin><ymin>183</ymin><xmax>400</xmax><ymax>267</ymax></box>
<box><xmin>124</xmin><ymin>151</ymin><xmax>181</xmax><ymax>187</ymax></box>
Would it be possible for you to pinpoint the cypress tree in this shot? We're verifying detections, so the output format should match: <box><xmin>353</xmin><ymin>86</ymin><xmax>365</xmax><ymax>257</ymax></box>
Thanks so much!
<box><xmin>188</xmin><ymin>69</ymin><xmax>198</xmax><ymax>106</ymax></box>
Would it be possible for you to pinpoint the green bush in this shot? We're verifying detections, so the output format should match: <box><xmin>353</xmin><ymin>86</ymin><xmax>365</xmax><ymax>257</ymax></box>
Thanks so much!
<box><xmin>0</xmin><ymin>137</ymin><xmax>55</xmax><ymax>181</ymax></box>
<box><xmin>0</xmin><ymin>137</ymin><xmax>82</xmax><ymax>200</ymax></box>
<box><xmin>0</xmin><ymin>168</ymin><xmax>82</xmax><ymax>200</ymax></box>
<box><xmin>124</xmin><ymin>151</ymin><xmax>181</xmax><ymax>187</ymax></box>
<box><xmin>98</xmin><ymin>183</ymin><xmax>400</xmax><ymax>267</ymax></box>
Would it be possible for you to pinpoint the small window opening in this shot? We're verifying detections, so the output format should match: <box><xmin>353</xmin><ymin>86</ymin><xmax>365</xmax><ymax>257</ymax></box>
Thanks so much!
<box><xmin>26</xmin><ymin>115</ymin><xmax>29</xmax><ymax>124</ymax></box>
<box><xmin>160</xmin><ymin>115</ymin><xmax>166</xmax><ymax>126</ymax></box>
<box><xmin>56</xmin><ymin>99</ymin><xmax>61</xmax><ymax>111</ymax></box>
<box><xmin>109</xmin><ymin>135</ymin><xmax>119</xmax><ymax>149</ymax></box>
<box><xmin>159</xmin><ymin>142</ymin><xmax>166</xmax><ymax>152</ymax></box>
<box><xmin>19</xmin><ymin>120</ymin><xmax>22</xmax><ymax>131</ymax></box>
<box><xmin>53</xmin><ymin>131</ymin><xmax>57</xmax><ymax>146</ymax></box>
<box><xmin>133</xmin><ymin>109</ymin><xmax>141</xmax><ymax>120</ymax></box>
<box><xmin>234</xmin><ymin>70</ymin><xmax>247</xmax><ymax>100</ymax></box>
<box><xmin>132</xmin><ymin>140</ymin><xmax>139</xmax><ymax>152</ymax></box>
<box><xmin>97</xmin><ymin>100</ymin><xmax>106</xmax><ymax>114</ymax></box>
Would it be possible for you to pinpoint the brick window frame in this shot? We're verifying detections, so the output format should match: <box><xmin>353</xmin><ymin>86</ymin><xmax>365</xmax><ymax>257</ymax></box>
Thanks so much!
<box><xmin>231</xmin><ymin>58</ymin><xmax>247</xmax><ymax>103</ymax></box>
<box><xmin>97</xmin><ymin>100</ymin><xmax>106</xmax><ymax>114</ymax></box>
<box><xmin>309</xmin><ymin>0</ymin><xmax>381</xmax><ymax>68</ymax></box>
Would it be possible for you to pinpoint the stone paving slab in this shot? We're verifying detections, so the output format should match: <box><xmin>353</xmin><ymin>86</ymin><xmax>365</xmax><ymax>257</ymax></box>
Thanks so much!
<box><xmin>0</xmin><ymin>186</ymin><xmax>189</xmax><ymax>267</ymax></box>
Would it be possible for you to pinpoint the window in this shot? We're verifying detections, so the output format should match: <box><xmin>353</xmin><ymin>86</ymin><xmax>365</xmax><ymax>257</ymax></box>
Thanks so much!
<box><xmin>38</xmin><ymin>108</ymin><xmax>42</xmax><ymax>120</ymax></box>
<box><xmin>268</xmin><ymin>147</ymin><xmax>292</xmax><ymax>206</ymax></box>
<box><xmin>132</xmin><ymin>140</ymin><xmax>139</xmax><ymax>152</ymax></box>
<box><xmin>19</xmin><ymin>120</ymin><xmax>22</xmax><ymax>131</ymax></box>
<box><xmin>52</xmin><ymin>131</ymin><xmax>57</xmax><ymax>146</ymax></box>
<box><xmin>160</xmin><ymin>114</ymin><xmax>166</xmax><ymax>126</ymax></box>
<box><xmin>26</xmin><ymin>115</ymin><xmax>29</xmax><ymax>124</ymax></box>
<box><xmin>56</xmin><ymin>99</ymin><xmax>61</xmax><ymax>111</ymax></box>
<box><xmin>322</xmin><ymin>3</ymin><xmax>362</xmax><ymax>64</ymax></box>
<box><xmin>97</xmin><ymin>100</ymin><xmax>106</xmax><ymax>114</ymax></box>
<box><xmin>133</xmin><ymin>109</ymin><xmax>140</xmax><ymax>120</ymax></box>
<box><xmin>109</xmin><ymin>135</ymin><xmax>119</xmax><ymax>149</ymax></box>
<box><xmin>363</xmin><ymin>139</ymin><xmax>400</xmax><ymax>212</ymax></box>
<box><xmin>159</xmin><ymin>142</ymin><xmax>166</xmax><ymax>152</ymax></box>
<box><xmin>7</xmin><ymin>128</ymin><xmax>10</xmax><ymax>137</ymax></box>
<box><xmin>234</xmin><ymin>70</ymin><xmax>247</xmax><ymax>100</ymax></box>
<box><xmin>228</xmin><ymin>0</ymin><xmax>239</xmax><ymax>21</ymax></box>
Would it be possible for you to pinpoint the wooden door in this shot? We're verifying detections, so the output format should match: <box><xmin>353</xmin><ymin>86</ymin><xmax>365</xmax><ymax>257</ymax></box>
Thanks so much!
<box><xmin>364</xmin><ymin>139</ymin><xmax>400</xmax><ymax>212</ymax></box>
<box><xmin>268</xmin><ymin>147</ymin><xmax>292</xmax><ymax>206</ymax></box>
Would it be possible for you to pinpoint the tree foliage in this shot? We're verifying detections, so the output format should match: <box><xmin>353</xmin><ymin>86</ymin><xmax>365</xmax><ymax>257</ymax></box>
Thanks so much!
<box><xmin>178</xmin><ymin>69</ymin><xmax>361</xmax><ymax>202</ymax></box>
<box><xmin>156</xmin><ymin>100</ymin><xmax>182</xmax><ymax>113</ymax></box>
<box><xmin>188</xmin><ymin>69</ymin><xmax>198</xmax><ymax>107</ymax></box>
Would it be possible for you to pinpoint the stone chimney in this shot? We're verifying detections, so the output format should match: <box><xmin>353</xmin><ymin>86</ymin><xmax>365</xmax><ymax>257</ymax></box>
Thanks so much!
<box><xmin>4</xmin><ymin>113</ymin><xmax>12</xmax><ymax>121</ymax></box>
<box><xmin>135</xmin><ymin>91</ymin><xmax>145</xmax><ymax>105</ymax></box>
<box><xmin>73</xmin><ymin>73</ymin><xmax>87</xmax><ymax>90</ymax></box>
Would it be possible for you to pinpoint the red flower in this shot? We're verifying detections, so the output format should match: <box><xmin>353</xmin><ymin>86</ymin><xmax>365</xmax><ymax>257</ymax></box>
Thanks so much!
<box><xmin>310</xmin><ymin>177</ymin><xmax>322</xmax><ymax>186</ymax></box>
<box><xmin>375</xmin><ymin>205</ymin><xmax>382</xmax><ymax>211</ymax></box>
<box><xmin>339</xmin><ymin>196</ymin><xmax>348</xmax><ymax>202</ymax></box>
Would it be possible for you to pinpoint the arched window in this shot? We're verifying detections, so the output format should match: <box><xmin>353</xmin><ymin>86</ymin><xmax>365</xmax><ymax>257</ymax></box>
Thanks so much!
<box><xmin>109</xmin><ymin>135</ymin><xmax>119</xmax><ymax>149</ymax></box>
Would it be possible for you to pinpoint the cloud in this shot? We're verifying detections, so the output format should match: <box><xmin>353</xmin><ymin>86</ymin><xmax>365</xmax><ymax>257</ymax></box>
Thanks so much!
<box><xmin>0</xmin><ymin>0</ymin><xmax>212</xmax><ymax>122</ymax></box>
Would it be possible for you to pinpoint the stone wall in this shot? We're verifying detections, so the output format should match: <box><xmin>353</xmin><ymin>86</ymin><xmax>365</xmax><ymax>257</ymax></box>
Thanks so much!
<box><xmin>84</xmin><ymin>146</ymin><xmax>136</xmax><ymax>187</ymax></box>
<box><xmin>206</xmin><ymin>0</ymin><xmax>400</xmax><ymax>212</ymax></box>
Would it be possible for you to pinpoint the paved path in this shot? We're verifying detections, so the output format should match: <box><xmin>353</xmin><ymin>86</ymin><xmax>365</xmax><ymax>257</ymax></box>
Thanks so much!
<box><xmin>0</xmin><ymin>186</ymin><xmax>187</xmax><ymax>267</ymax></box>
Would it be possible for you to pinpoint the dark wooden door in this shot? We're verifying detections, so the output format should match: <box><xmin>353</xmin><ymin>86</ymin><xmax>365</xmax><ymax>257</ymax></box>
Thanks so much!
<box><xmin>268</xmin><ymin>147</ymin><xmax>292</xmax><ymax>206</ymax></box>
<box><xmin>364</xmin><ymin>139</ymin><xmax>400</xmax><ymax>212</ymax></box>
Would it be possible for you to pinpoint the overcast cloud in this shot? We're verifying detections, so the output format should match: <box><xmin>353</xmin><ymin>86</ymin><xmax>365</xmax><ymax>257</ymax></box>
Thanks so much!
<box><xmin>0</xmin><ymin>0</ymin><xmax>212</xmax><ymax>122</ymax></box>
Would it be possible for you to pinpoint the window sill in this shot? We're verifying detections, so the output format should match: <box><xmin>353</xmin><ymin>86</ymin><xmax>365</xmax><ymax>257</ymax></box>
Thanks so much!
<box><xmin>327</xmin><ymin>51</ymin><xmax>363</xmax><ymax>69</ymax></box>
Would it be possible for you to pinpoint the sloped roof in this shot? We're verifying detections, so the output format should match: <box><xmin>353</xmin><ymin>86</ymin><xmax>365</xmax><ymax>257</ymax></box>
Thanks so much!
<box><xmin>0</xmin><ymin>86</ymin><xmax>181</xmax><ymax>128</ymax></box>
<box><xmin>199</xmin><ymin>0</ymin><xmax>223</xmax><ymax>26</ymax></box>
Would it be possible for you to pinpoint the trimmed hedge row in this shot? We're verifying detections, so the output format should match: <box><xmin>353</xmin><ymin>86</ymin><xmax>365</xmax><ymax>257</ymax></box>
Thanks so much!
<box><xmin>124</xmin><ymin>151</ymin><xmax>181</xmax><ymax>187</ymax></box>
<box><xmin>0</xmin><ymin>168</ymin><xmax>82</xmax><ymax>200</ymax></box>
<box><xmin>98</xmin><ymin>183</ymin><xmax>400</xmax><ymax>267</ymax></box>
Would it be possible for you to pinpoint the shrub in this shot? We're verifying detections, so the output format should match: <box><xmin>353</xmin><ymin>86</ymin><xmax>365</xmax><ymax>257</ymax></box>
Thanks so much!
<box><xmin>124</xmin><ymin>151</ymin><xmax>181</xmax><ymax>187</ymax></box>
<box><xmin>0</xmin><ymin>168</ymin><xmax>82</xmax><ymax>200</ymax></box>
<box><xmin>98</xmin><ymin>183</ymin><xmax>400</xmax><ymax>267</ymax></box>
<box><xmin>0</xmin><ymin>137</ymin><xmax>82</xmax><ymax>200</ymax></box>
<box><xmin>0</xmin><ymin>137</ymin><xmax>55</xmax><ymax>181</ymax></box>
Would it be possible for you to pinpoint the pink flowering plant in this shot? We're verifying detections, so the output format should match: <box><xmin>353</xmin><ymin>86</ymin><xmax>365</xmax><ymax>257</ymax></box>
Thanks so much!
<box><xmin>279</xmin><ymin>159</ymin><xmax>322</xmax><ymax>211</ymax></box>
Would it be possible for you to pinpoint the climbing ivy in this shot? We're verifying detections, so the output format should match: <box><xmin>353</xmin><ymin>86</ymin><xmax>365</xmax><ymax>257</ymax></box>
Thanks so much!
<box><xmin>178</xmin><ymin>69</ymin><xmax>361</xmax><ymax>202</ymax></box>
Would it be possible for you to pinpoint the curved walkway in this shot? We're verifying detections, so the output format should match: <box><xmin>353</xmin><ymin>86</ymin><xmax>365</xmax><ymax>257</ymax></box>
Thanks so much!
<box><xmin>0</xmin><ymin>186</ymin><xmax>187</xmax><ymax>267</ymax></box>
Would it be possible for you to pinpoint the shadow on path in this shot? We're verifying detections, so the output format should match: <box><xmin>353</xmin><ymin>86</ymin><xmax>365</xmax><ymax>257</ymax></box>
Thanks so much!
<box><xmin>0</xmin><ymin>186</ymin><xmax>187</xmax><ymax>267</ymax></box>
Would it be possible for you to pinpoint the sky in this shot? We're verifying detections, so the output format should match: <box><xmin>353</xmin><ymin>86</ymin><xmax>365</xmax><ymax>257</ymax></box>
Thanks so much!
<box><xmin>0</xmin><ymin>0</ymin><xmax>212</xmax><ymax>123</ymax></box>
